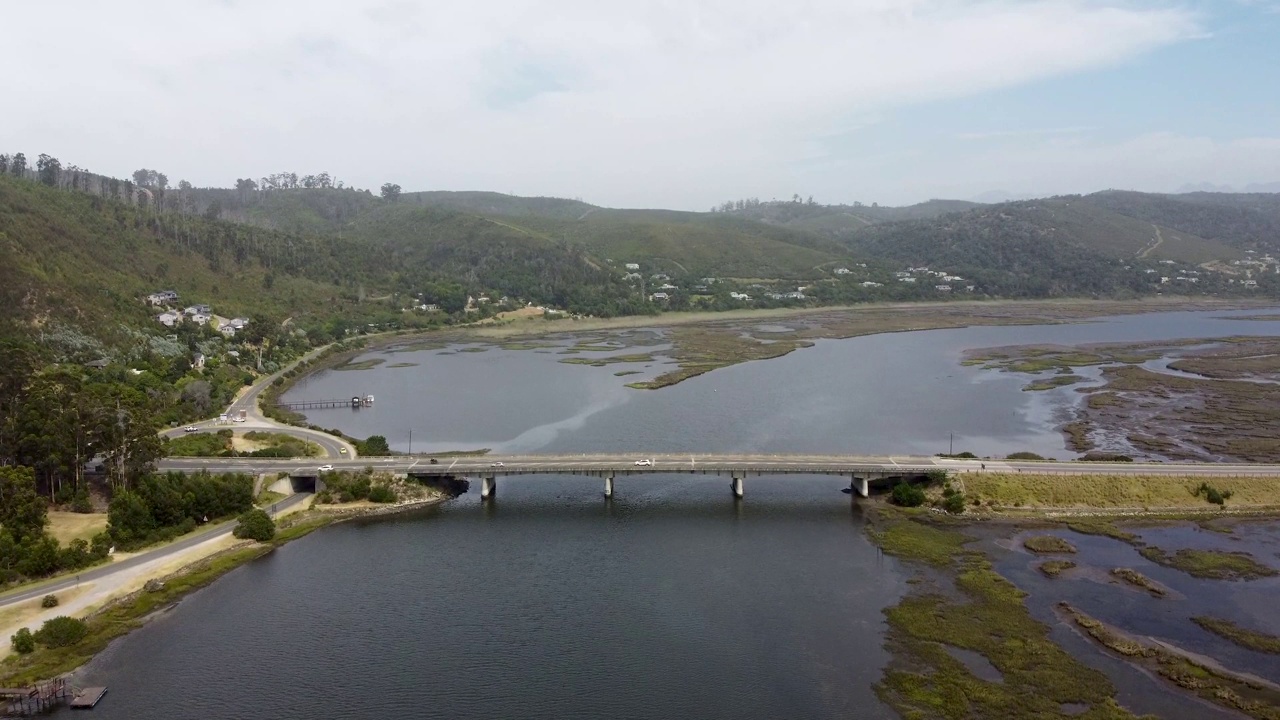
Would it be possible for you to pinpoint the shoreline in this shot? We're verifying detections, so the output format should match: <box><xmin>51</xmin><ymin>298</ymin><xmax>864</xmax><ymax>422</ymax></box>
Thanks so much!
<box><xmin>0</xmin><ymin>495</ymin><xmax>452</xmax><ymax>687</ymax></box>
<box><xmin>265</xmin><ymin>297</ymin><xmax>1279</xmax><ymax>431</ymax></box>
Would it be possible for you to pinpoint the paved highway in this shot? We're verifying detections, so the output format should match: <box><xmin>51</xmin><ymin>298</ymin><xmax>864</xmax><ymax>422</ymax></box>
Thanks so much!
<box><xmin>156</xmin><ymin>453</ymin><xmax>1280</xmax><ymax>478</ymax></box>
<box><xmin>0</xmin><ymin>493</ymin><xmax>310</xmax><ymax>609</ymax></box>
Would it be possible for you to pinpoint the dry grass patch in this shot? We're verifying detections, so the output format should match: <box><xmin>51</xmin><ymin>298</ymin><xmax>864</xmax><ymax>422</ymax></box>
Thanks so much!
<box><xmin>966</xmin><ymin>473</ymin><xmax>1280</xmax><ymax>510</ymax></box>
<box><xmin>1023</xmin><ymin>535</ymin><xmax>1077</xmax><ymax>554</ymax></box>
<box><xmin>45</xmin><ymin>512</ymin><xmax>107</xmax><ymax>545</ymax></box>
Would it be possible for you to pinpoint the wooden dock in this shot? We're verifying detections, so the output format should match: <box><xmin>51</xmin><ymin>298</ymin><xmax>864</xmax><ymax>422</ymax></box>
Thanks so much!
<box><xmin>0</xmin><ymin>679</ymin><xmax>73</xmax><ymax>715</ymax></box>
<box><xmin>70</xmin><ymin>686</ymin><xmax>107</xmax><ymax>709</ymax></box>
<box><xmin>273</xmin><ymin>395</ymin><xmax>374</xmax><ymax>411</ymax></box>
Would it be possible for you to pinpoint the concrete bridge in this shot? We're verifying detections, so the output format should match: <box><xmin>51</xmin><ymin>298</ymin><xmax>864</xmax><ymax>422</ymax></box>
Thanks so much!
<box><xmin>155</xmin><ymin>453</ymin><xmax>1280</xmax><ymax>502</ymax></box>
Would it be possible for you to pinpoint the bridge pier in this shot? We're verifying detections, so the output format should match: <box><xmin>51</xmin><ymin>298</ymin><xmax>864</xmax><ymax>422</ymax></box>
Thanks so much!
<box><xmin>731</xmin><ymin>473</ymin><xmax>744</xmax><ymax>499</ymax></box>
<box><xmin>604</xmin><ymin>474</ymin><xmax>614</xmax><ymax>499</ymax></box>
<box><xmin>481</xmin><ymin>475</ymin><xmax>496</xmax><ymax>501</ymax></box>
<box><xmin>851</xmin><ymin>475</ymin><xmax>869</xmax><ymax>498</ymax></box>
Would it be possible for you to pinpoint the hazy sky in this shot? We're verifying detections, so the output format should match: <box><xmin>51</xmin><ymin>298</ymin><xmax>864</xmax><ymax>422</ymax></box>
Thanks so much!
<box><xmin>5</xmin><ymin>1</ymin><xmax>1279</xmax><ymax>208</ymax></box>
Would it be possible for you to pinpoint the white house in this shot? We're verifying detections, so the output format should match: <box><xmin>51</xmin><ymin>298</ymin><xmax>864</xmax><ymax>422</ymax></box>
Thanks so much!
<box><xmin>650</xmin><ymin>274</ymin><xmax>669</xmax><ymax>282</ymax></box>
<box><xmin>184</xmin><ymin>304</ymin><xmax>212</xmax><ymax>316</ymax></box>
<box><xmin>191</xmin><ymin>313</ymin><xmax>211</xmax><ymax>326</ymax></box>
<box><xmin>228</xmin><ymin>317</ymin><xmax>249</xmax><ymax>330</ymax></box>
<box><xmin>834</xmin><ymin>267</ymin><xmax>852</xmax><ymax>275</ymax></box>
<box><xmin>935</xmin><ymin>285</ymin><xmax>952</xmax><ymax>292</ymax></box>
<box><xmin>898</xmin><ymin>277</ymin><xmax>917</xmax><ymax>283</ymax></box>
<box><xmin>1244</xmin><ymin>280</ymin><xmax>1259</xmax><ymax>287</ymax></box>
<box><xmin>219</xmin><ymin>325</ymin><xmax>237</xmax><ymax>337</ymax></box>
<box><xmin>894</xmin><ymin>271</ymin><xmax>912</xmax><ymax>278</ymax></box>
<box><xmin>785</xmin><ymin>291</ymin><xmax>806</xmax><ymax>300</ymax></box>
<box><xmin>624</xmin><ymin>263</ymin><xmax>640</xmax><ymax>271</ymax></box>
<box><xmin>651</xmin><ymin>292</ymin><xmax>670</xmax><ymax>300</ymax></box>
<box><xmin>146</xmin><ymin>290</ymin><xmax>178</xmax><ymax>306</ymax></box>
<box><xmin>623</xmin><ymin>273</ymin><xmax>642</xmax><ymax>281</ymax></box>
<box><xmin>861</xmin><ymin>281</ymin><xmax>882</xmax><ymax>288</ymax></box>
<box><xmin>659</xmin><ymin>283</ymin><xmax>678</xmax><ymax>291</ymax></box>
<box><xmin>156</xmin><ymin>311</ymin><xmax>181</xmax><ymax>327</ymax></box>
<box><xmin>192</xmin><ymin>352</ymin><xmax>205</xmax><ymax>369</ymax></box>
<box><xmin>965</xmin><ymin>285</ymin><xmax>976</xmax><ymax>292</ymax></box>
<box><xmin>729</xmin><ymin>291</ymin><xmax>751</xmax><ymax>300</ymax></box>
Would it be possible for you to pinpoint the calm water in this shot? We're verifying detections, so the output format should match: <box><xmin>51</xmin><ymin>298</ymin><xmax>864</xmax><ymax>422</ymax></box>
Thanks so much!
<box><xmin>64</xmin><ymin>308</ymin><xmax>1280</xmax><ymax>719</ymax></box>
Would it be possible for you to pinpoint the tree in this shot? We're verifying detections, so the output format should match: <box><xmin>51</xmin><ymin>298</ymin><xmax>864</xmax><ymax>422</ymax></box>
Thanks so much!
<box><xmin>36</xmin><ymin>154</ymin><xmax>61</xmax><ymax>186</ymax></box>
<box><xmin>380</xmin><ymin>183</ymin><xmax>402</xmax><ymax>201</ymax></box>
<box><xmin>11</xmin><ymin>152</ymin><xmax>27</xmax><ymax>176</ymax></box>
<box><xmin>233</xmin><ymin>508</ymin><xmax>275</xmax><ymax>541</ymax></box>
<box><xmin>0</xmin><ymin>466</ymin><xmax>47</xmax><ymax>543</ymax></box>
<box><xmin>359</xmin><ymin>435</ymin><xmax>391</xmax><ymax>455</ymax></box>
<box><xmin>107</xmin><ymin>489</ymin><xmax>154</xmax><ymax>545</ymax></box>
<box><xmin>10</xmin><ymin>627</ymin><xmax>34</xmax><ymax>654</ymax></box>
<box><xmin>33</xmin><ymin>616</ymin><xmax>88</xmax><ymax>648</ymax></box>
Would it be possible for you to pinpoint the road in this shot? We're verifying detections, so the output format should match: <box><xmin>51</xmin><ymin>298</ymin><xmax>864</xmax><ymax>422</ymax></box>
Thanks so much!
<box><xmin>155</xmin><ymin>453</ymin><xmax>1280</xmax><ymax>478</ymax></box>
<box><xmin>0</xmin><ymin>493</ymin><xmax>309</xmax><ymax>609</ymax></box>
<box><xmin>160</xmin><ymin>344</ymin><xmax>357</xmax><ymax>458</ymax></box>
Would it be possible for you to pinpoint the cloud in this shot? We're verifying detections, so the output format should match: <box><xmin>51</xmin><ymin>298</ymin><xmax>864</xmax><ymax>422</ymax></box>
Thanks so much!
<box><xmin>1</xmin><ymin>1</ymin><xmax>1210</xmax><ymax>207</ymax></box>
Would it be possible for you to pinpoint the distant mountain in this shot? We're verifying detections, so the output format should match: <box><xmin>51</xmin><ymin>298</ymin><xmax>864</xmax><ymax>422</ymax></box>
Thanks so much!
<box><xmin>968</xmin><ymin>190</ymin><xmax>1034</xmax><ymax>204</ymax></box>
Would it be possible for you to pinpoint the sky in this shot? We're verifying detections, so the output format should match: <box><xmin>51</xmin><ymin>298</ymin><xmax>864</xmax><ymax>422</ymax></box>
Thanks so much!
<box><xmin>4</xmin><ymin>0</ymin><xmax>1279</xmax><ymax>209</ymax></box>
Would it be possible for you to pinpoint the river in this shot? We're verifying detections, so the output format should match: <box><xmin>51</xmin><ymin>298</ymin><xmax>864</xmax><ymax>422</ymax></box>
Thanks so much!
<box><xmin>62</xmin><ymin>308</ymin><xmax>1280</xmax><ymax>718</ymax></box>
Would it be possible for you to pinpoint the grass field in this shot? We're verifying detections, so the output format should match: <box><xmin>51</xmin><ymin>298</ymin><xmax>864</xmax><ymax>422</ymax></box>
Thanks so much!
<box><xmin>46</xmin><ymin>512</ymin><xmax>108</xmax><ymax>545</ymax></box>
<box><xmin>964</xmin><ymin>473</ymin><xmax>1280</xmax><ymax>510</ymax></box>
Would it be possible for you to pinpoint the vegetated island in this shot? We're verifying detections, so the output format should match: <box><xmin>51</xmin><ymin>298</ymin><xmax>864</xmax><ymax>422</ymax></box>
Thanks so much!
<box><xmin>966</xmin><ymin>336</ymin><xmax>1280</xmax><ymax>462</ymax></box>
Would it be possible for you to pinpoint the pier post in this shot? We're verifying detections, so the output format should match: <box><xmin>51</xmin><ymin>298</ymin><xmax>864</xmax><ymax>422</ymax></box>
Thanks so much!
<box><xmin>731</xmin><ymin>473</ymin><xmax>744</xmax><ymax>499</ymax></box>
<box><xmin>604</xmin><ymin>474</ymin><xmax>614</xmax><ymax>499</ymax></box>
<box><xmin>481</xmin><ymin>475</ymin><xmax>496</xmax><ymax>501</ymax></box>
<box><xmin>851</xmin><ymin>475</ymin><xmax>869</xmax><ymax>498</ymax></box>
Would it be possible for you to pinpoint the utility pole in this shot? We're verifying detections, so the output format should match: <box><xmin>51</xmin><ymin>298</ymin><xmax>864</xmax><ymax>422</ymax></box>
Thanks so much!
<box><xmin>409</xmin><ymin>429</ymin><xmax>412</xmax><ymax>455</ymax></box>
<box><xmin>949</xmin><ymin>432</ymin><xmax>954</xmax><ymax>456</ymax></box>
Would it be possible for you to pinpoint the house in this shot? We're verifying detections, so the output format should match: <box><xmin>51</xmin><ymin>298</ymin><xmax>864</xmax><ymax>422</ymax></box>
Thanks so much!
<box><xmin>834</xmin><ymin>268</ymin><xmax>852</xmax><ymax>275</ymax></box>
<box><xmin>184</xmin><ymin>304</ymin><xmax>212</xmax><ymax>316</ymax></box>
<box><xmin>624</xmin><ymin>273</ymin><xmax>642</xmax><ymax>281</ymax></box>
<box><xmin>650</xmin><ymin>274</ymin><xmax>670</xmax><ymax>282</ymax></box>
<box><xmin>965</xmin><ymin>285</ymin><xmax>976</xmax><ymax>292</ymax></box>
<box><xmin>659</xmin><ymin>283</ymin><xmax>678</xmax><ymax>291</ymax></box>
<box><xmin>861</xmin><ymin>281</ymin><xmax>882</xmax><ymax>288</ymax></box>
<box><xmin>692</xmin><ymin>285</ymin><xmax>709</xmax><ymax>293</ymax></box>
<box><xmin>943</xmin><ymin>275</ymin><xmax>964</xmax><ymax>282</ymax></box>
<box><xmin>192</xmin><ymin>352</ymin><xmax>205</xmax><ymax>369</ymax></box>
<box><xmin>156</xmin><ymin>311</ymin><xmax>182</xmax><ymax>327</ymax></box>
<box><xmin>228</xmin><ymin>317</ymin><xmax>249</xmax><ymax>330</ymax></box>
<box><xmin>700</xmin><ymin>277</ymin><xmax>718</xmax><ymax>285</ymax></box>
<box><xmin>765</xmin><ymin>292</ymin><xmax>785</xmax><ymax>300</ymax></box>
<box><xmin>898</xmin><ymin>277</ymin><xmax>917</xmax><ymax>283</ymax></box>
<box><xmin>785</xmin><ymin>291</ymin><xmax>806</xmax><ymax>300</ymax></box>
<box><xmin>1244</xmin><ymin>280</ymin><xmax>1259</xmax><ymax>287</ymax></box>
<box><xmin>219</xmin><ymin>325</ymin><xmax>237</xmax><ymax>337</ymax></box>
<box><xmin>729</xmin><ymin>291</ymin><xmax>751</xmax><ymax>300</ymax></box>
<box><xmin>191</xmin><ymin>313</ymin><xmax>211</xmax><ymax>325</ymax></box>
<box><xmin>856</xmin><ymin>263</ymin><xmax>868</xmax><ymax>268</ymax></box>
<box><xmin>935</xmin><ymin>284</ymin><xmax>952</xmax><ymax>292</ymax></box>
<box><xmin>651</xmin><ymin>292</ymin><xmax>670</xmax><ymax>300</ymax></box>
<box><xmin>146</xmin><ymin>290</ymin><xmax>178</xmax><ymax>306</ymax></box>
<box><xmin>84</xmin><ymin>358</ymin><xmax>110</xmax><ymax>369</ymax></box>
<box><xmin>624</xmin><ymin>263</ymin><xmax>640</xmax><ymax>271</ymax></box>
<box><xmin>894</xmin><ymin>271</ymin><xmax>912</xmax><ymax>278</ymax></box>
<box><xmin>1160</xmin><ymin>277</ymin><xmax>1170</xmax><ymax>284</ymax></box>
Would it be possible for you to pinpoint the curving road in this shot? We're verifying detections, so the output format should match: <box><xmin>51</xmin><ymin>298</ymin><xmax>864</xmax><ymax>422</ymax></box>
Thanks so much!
<box><xmin>161</xmin><ymin>344</ymin><xmax>357</xmax><ymax>458</ymax></box>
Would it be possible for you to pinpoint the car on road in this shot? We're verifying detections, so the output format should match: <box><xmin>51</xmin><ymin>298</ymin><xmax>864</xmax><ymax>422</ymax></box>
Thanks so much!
<box><xmin>318</xmin><ymin>464</ymin><xmax>334</xmax><ymax>472</ymax></box>
<box><xmin>184</xmin><ymin>426</ymin><xmax>198</xmax><ymax>432</ymax></box>
<box><xmin>490</xmin><ymin>461</ymin><xmax>505</xmax><ymax>467</ymax></box>
<box><xmin>339</xmin><ymin>448</ymin><xmax>347</xmax><ymax>454</ymax></box>
<box><xmin>634</xmin><ymin>459</ymin><xmax>653</xmax><ymax>466</ymax></box>
<box><xmin>429</xmin><ymin>458</ymin><xmax>439</xmax><ymax>464</ymax></box>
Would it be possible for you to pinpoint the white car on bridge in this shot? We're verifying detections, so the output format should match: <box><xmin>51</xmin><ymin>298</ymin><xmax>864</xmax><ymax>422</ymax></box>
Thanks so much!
<box><xmin>318</xmin><ymin>464</ymin><xmax>334</xmax><ymax>472</ymax></box>
<box><xmin>634</xmin><ymin>459</ymin><xmax>653</xmax><ymax>466</ymax></box>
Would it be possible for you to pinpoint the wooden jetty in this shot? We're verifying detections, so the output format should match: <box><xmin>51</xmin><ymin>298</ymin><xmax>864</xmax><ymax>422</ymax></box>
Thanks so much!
<box><xmin>70</xmin><ymin>686</ymin><xmax>107</xmax><ymax>709</ymax></box>
<box><xmin>0</xmin><ymin>679</ymin><xmax>73</xmax><ymax>716</ymax></box>
<box><xmin>273</xmin><ymin>394</ymin><xmax>374</xmax><ymax>411</ymax></box>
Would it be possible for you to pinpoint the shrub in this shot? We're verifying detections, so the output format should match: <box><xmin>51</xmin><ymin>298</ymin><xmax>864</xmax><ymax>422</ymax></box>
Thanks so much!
<box><xmin>891</xmin><ymin>482</ymin><xmax>926</xmax><ymax>508</ymax></box>
<box><xmin>1006</xmin><ymin>451</ymin><xmax>1046</xmax><ymax>461</ymax></box>
<box><xmin>942</xmin><ymin>493</ymin><xmax>966</xmax><ymax>514</ymax></box>
<box><xmin>1195</xmin><ymin>482</ymin><xmax>1234</xmax><ymax>506</ymax></box>
<box><xmin>41</xmin><ymin>594</ymin><xmax>58</xmax><ymax>608</ymax></box>
<box><xmin>367</xmin><ymin>485</ymin><xmax>397</xmax><ymax>504</ymax></box>
<box><xmin>10</xmin><ymin>627</ymin><xmax>34</xmax><ymax>654</ymax></box>
<box><xmin>71</xmin><ymin>489</ymin><xmax>94</xmax><ymax>514</ymax></box>
<box><xmin>33</xmin><ymin>616</ymin><xmax>88</xmax><ymax>648</ymax></box>
<box><xmin>233</xmin><ymin>509</ymin><xmax>276</xmax><ymax>542</ymax></box>
<box><xmin>924</xmin><ymin>469</ymin><xmax>949</xmax><ymax>485</ymax></box>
